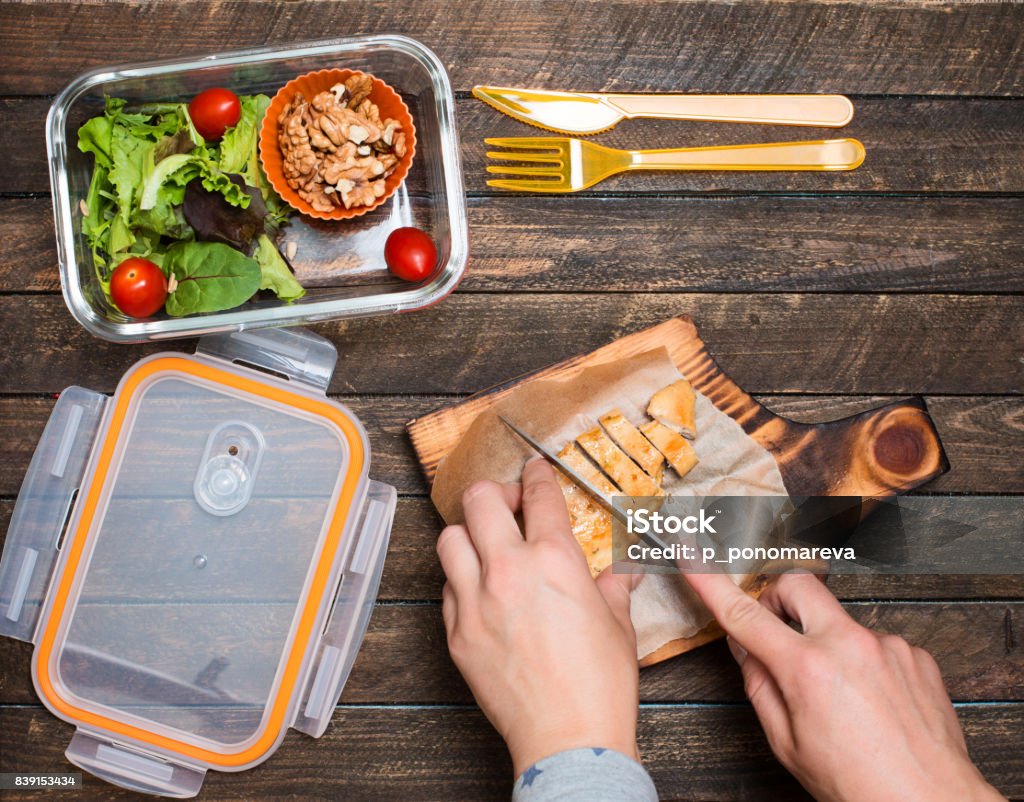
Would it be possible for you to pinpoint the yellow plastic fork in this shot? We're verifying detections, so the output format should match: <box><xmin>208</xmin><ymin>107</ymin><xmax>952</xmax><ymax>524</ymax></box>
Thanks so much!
<box><xmin>485</xmin><ymin>136</ymin><xmax>866</xmax><ymax>192</ymax></box>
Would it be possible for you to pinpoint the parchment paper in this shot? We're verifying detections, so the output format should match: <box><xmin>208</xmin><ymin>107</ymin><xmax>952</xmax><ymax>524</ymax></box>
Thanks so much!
<box><xmin>431</xmin><ymin>347</ymin><xmax>788</xmax><ymax>660</ymax></box>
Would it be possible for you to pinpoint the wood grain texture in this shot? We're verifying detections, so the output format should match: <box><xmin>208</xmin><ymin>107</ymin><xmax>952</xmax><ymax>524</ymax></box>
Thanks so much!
<box><xmin>2</xmin><ymin>494</ymin><xmax>1023</xmax><ymax>604</ymax></box>
<box><xmin>450</xmin><ymin>195</ymin><xmax>1024</xmax><ymax>292</ymax></box>
<box><xmin>4</xmin><ymin>96</ymin><xmax>1024</xmax><ymax>195</ymax></box>
<box><xmin>462</xmin><ymin>96</ymin><xmax>1024</xmax><ymax>194</ymax></box>
<box><xmin>1</xmin><ymin>1</ymin><xmax>1022</xmax><ymax>96</ymax></box>
<box><xmin>0</xmin><ymin>98</ymin><xmax>45</xmax><ymax>195</ymax></box>
<box><xmin>0</xmin><ymin>704</ymin><xmax>1021</xmax><ymax>801</ymax></box>
<box><xmin>5</xmin><ymin>195</ymin><xmax>1024</xmax><ymax>294</ymax></box>
<box><xmin>0</xmin><ymin>602</ymin><xmax>1019</xmax><ymax>706</ymax></box>
<box><xmin>0</xmin><ymin>0</ymin><xmax>1021</xmax><ymax>794</ymax></box>
<box><xmin>2</xmin><ymin>295</ymin><xmax>1022</xmax><ymax>395</ymax></box>
<box><xmin>1</xmin><ymin>394</ymin><xmax>1020</xmax><ymax>499</ymax></box>
<box><xmin>407</xmin><ymin>316</ymin><xmax>948</xmax><ymax>491</ymax></box>
<box><xmin>0</xmin><ymin>199</ymin><xmax>58</xmax><ymax>293</ymax></box>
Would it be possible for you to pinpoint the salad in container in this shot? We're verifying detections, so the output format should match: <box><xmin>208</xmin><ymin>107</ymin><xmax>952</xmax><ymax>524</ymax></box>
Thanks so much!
<box><xmin>47</xmin><ymin>35</ymin><xmax>468</xmax><ymax>342</ymax></box>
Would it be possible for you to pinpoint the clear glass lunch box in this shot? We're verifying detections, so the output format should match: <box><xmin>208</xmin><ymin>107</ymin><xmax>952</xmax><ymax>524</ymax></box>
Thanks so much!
<box><xmin>0</xmin><ymin>327</ymin><xmax>397</xmax><ymax>796</ymax></box>
<box><xmin>47</xmin><ymin>35</ymin><xmax>468</xmax><ymax>342</ymax></box>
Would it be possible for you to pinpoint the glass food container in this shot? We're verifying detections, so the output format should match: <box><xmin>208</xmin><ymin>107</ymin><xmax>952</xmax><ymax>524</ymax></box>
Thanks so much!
<box><xmin>0</xmin><ymin>327</ymin><xmax>397</xmax><ymax>796</ymax></box>
<box><xmin>47</xmin><ymin>35</ymin><xmax>468</xmax><ymax>342</ymax></box>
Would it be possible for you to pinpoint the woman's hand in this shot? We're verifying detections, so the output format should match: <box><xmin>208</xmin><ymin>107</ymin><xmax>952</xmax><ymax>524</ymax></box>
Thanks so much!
<box><xmin>684</xmin><ymin>570</ymin><xmax>1006</xmax><ymax>802</ymax></box>
<box><xmin>437</xmin><ymin>457</ymin><xmax>640</xmax><ymax>776</ymax></box>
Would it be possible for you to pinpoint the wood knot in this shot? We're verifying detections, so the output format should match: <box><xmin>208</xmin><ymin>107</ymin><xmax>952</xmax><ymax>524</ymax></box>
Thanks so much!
<box><xmin>873</xmin><ymin>423</ymin><xmax>926</xmax><ymax>475</ymax></box>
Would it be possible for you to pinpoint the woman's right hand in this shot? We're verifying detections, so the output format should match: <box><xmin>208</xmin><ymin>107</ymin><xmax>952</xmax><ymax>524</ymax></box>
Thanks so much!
<box><xmin>683</xmin><ymin>570</ymin><xmax>1006</xmax><ymax>802</ymax></box>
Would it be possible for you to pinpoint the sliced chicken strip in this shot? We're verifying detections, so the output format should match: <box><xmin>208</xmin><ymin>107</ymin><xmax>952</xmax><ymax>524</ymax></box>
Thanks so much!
<box><xmin>641</xmin><ymin>419</ymin><xmax>699</xmax><ymax>479</ymax></box>
<box><xmin>599</xmin><ymin>408</ymin><xmax>665</xmax><ymax>482</ymax></box>
<box><xmin>556</xmin><ymin>442</ymin><xmax>620</xmax><ymax>495</ymax></box>
<box><xmin>553</xmin><ymin>443</ymin><xmax>617</xmax><ymax>576</ymax></box>
<box><xmin>576</xmin><ymin>427</ymin><xmax>664</xmax><ymax>498</ymax></box>
<box><xmin>647</xmin><ymin>379</ymin><xmax>697</xmax><ymax>440</ymax></box>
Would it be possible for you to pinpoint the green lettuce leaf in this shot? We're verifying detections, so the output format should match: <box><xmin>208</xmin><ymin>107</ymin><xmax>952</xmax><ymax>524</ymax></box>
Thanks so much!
<box><xmin>139</xmin><ymin>152</ymin><xmax>194</xmax><ymax>210</ymax></box>
<box><xmin>131</xmin><ymin>194</ymin><xmax>190</xmax><ymax>239</ymax></box>
<box><xmin>197</xmin><ymin>163</ymin><xmax>251</xmax><ymax>208</ymax></box>
<box><xmin>134</xmin><ymin>101</ymin><xmax>202</xmax><ymax>142</ymax></box>
<box><xmin>232</xmin><ymin>95</ymin><xmax>289</xmax><ymax>226</ymax></box>
<box><xmin>140</xmin><ymin>150</ymin><xmax>250</xmax><ymax>212</ymax></box>
<box><xmin>104</xmin><ymin>97</ymin><xmax>147</xmax><ymax>124</ymax></box>
<box><xmin>106</xmin><ymin>126</ymin><xmax>153</xmax><ymax>251</ymax></box>
<box><xmin>220</xmin><ymin>94</ymin><xmax>269</xmax><ymax>174</ymax></box>
<box><xmin>82</xmin><ymin>164</ymin><xmax>112</xmax><ymax>249</ymax></box>
<box><xmin>77</xmin><ymin>115</ymin><xmax>114</xmax><ymax>169</ymax></box>
<box><xmin>81</xmin><ymin>164</ymin><xmax>115</xmax><ymax>297</ymax></box>
<box><xmin>255</xmin><ymin>234</ymin><xmax>305</xmax><ymax>302</ymax></box>
<box><xmin>107</xmin><ymin>214</ymin><xmax>135</xmax><ymax>256</ymax></box>
<box><xmin>163</xmin><ymin>241</ymin><xmax>261</xmax><ymax>316</ymax></box>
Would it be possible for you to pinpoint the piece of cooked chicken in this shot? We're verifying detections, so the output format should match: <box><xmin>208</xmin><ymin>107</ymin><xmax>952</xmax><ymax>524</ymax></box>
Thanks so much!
<box><xmin>641</xmin><ymin>419</ymin><xmax>699</xmax><ymax>479</ymax></box>
<box><xmin>556</xmin><ymin>441</ymin><xmax>621</xmax><ymax>496</ymax></box>
<box><xmin>576</xmin><ymin>427</ymin><xmax>663</xmax><ymax>497</ymax></box>
<box><xmin>553</xmin><ymin>443</ymin><xmax>615</xmax><ymax>576</ymax></box>
<box><xmin>599</xmin><ymin>408</ymin><xmax>665</xmax><ymax>482</ymax></box>
<box><xmin>647</xmin><ymin>379</ymin><xmax>697</xmax><ymax>439</ymax></box>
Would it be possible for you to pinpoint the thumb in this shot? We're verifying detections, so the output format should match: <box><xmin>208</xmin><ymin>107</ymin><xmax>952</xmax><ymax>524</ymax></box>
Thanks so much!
<box><xmin>596</xmin><ymin>565</ymin><xmax>640</xmax><ymax>639</ymax></box>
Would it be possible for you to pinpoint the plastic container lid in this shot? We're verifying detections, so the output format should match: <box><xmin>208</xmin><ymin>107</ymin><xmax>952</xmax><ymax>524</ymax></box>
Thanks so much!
<box><xmin>0</xmin><ymin>328</ymin><xmax>396</xmax><ymax>797</ymax></box>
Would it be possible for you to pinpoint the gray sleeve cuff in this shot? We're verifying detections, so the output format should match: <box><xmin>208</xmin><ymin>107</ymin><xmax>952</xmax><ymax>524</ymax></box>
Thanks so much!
<box><xmin>512</xmin><ymin>748</ymin><xmax>658</xmax><ymax>802</ymax></box>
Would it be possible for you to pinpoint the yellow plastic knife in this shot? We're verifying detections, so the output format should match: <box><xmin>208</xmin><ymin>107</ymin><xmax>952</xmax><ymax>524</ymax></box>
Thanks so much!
<box><xmin>473</xmin><ymin>86</ymin><xmax>854</xmax><ymax>135</ymax></box>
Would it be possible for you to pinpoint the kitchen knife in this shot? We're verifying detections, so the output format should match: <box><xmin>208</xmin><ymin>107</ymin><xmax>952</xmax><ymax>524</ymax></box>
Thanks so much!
<box><xmin>499</xmin><ymin>415</ymin><xmax>630</xmax><ymax>525</ymax></box>
<box><xmin>473</xmin><ymin>86</ymin><xmax>855</xmax><ymax>135</ymax></box>
<box><xmin>499</xmin><ymin>415</ymin><xmax>677</xmax><ymax>554</ymax></box>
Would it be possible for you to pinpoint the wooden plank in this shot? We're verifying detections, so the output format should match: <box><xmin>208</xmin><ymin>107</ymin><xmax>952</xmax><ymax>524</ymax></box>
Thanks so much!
<box><xmin>0</xmin><ymin>99</ymin><xmax>47</xmax><ymax>196</ymax></box>
<box><xmin>0</xmin><ymin>395</ymin><xmax>437</xmax><ymax>498</ymax></box>
<box><xmin>446</xmin><ymin>195</ymin><xmax>1024</xmax><ymax>292</ymax></box>
<box><xmin>460</xmin><ymin>96</ymin><xmax>1024</xmax><ymax>194</ymax></box>
<box><xmin>2</xmin><ymin>493</ymin><xmax>1023</xmax><ymax>607</ymax></box>
<box><xmin>0</xmin><ymin>703</ymin><xmax>1021</xmax><ymax>800</ymax></box>
<box><xmin>0</xmin><ymin>198</ymin><xmax>58</xmax><ymax>293</ymax></box>
<box><xmin>0</xmin><ymin>394</ymin><xmax>1020</xmax><ymax>498</ymax></box>
<box><xmin>1</xmin><ymin>1</ymin><xmax>1021</xmax><ymax>97</ymax></box>
<box><xmin>0</xmin><ymin>602</ymin><xmax>1020</xmax><ymax>706</ymax></box>
<box><xmin>1</xmin><ymin>295</ymin><xmax>1021</xmax><ymax>396</ymax></box>
<box><xmin>2</xmin><ymin>494</ymin><xmax>1023</xmax><ymax>606</ymax></box>
<box><xmin>4</xmin><ymin>96</ymin><xmax>1024</xmax><ymax>195</ymax></box>
<box><xmin>5</xmin><ymin>194</ymin><xmax>1024</xmax><ymax>294</ymax></box>
<box><xmin>407</xmin><ymin>316</ymin><xmax>948</xmax><ymax>500</ymax></box>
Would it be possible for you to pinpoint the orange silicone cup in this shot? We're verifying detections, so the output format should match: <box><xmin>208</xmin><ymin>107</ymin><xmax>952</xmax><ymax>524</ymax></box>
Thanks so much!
<box><xmin>259</xmin><ymin>69</ymin><xmax>416</xmax><ymax>221</ymax></box>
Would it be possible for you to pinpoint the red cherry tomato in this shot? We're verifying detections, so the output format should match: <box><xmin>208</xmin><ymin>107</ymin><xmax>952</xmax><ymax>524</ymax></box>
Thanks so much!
<box><xmin>110</xmin><ymin>257</ymin><xmax>168</xmax><ymax>318</ymax></box>
<box><xmin>384</xmin><ymin>227</ymin><xmax>437</xmax><ymax>282</ymax></box>
<box><xmin>188</xmin><ymin>88</ymin><xmax>241</xmax><ymax>141</ymax></box>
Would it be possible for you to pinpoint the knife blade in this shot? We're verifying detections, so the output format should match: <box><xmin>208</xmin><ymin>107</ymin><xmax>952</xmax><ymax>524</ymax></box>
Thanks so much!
<box><xmin>499</xmin><ymin>416</ymin><xmax>678</xmax><ymax>556</ymax></box>
<box><xmin>473</xmin><ymin>86</ymin><xmax>855</xmax><ymax>135</ymax></box>
<box><xmin>499</xmin><ymin>415</ymin><xmax>631</xmax><ymax>524</ymax></box>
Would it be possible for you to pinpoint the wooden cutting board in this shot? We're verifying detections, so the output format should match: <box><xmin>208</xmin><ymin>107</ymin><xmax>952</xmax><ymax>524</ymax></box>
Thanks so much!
<box><xmin>407</xmin><ymin>316</ymin><xmax>949</xmax><ymax>664</ymax></box>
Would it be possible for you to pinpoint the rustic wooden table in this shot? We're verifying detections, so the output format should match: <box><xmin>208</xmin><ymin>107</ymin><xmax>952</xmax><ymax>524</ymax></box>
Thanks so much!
<box><xmin>1</xmin><ymin>2</ymin><xmax>1022</xmax><ymax>800</ymax></box>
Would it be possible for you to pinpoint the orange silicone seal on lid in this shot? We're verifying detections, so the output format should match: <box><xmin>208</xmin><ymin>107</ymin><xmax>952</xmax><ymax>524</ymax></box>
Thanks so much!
<box><xmin>259</xmin><ymin>69</ymin><xmax>416</xmax><ymax>221</ymax></box>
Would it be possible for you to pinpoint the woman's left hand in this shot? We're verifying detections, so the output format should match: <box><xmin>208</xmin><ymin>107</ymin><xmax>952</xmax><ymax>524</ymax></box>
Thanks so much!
<box><xmin>437</xmin><ymin>457</ymin><xmax>641</xmax><ymax>776</ymax></box>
